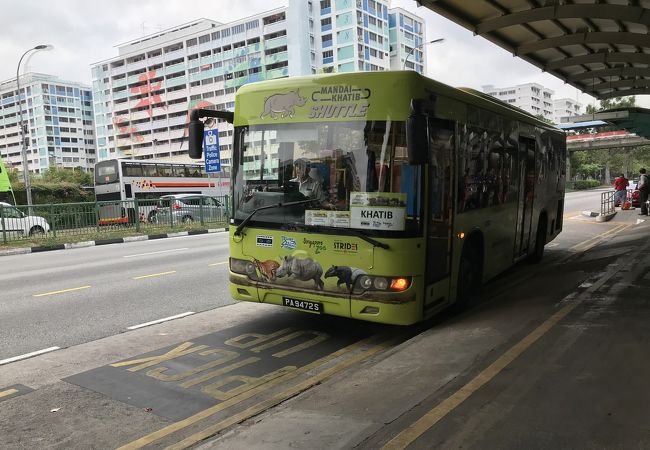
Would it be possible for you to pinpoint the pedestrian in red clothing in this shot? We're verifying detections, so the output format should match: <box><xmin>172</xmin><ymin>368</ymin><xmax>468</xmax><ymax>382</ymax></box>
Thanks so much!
<box><xmin>613</xmin><ymin>173</ymin><xmax>629</xmax><ymax>207</ymax></box>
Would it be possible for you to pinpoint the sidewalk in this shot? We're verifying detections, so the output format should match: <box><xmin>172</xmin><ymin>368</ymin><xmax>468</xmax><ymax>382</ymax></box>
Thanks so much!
<box><xmin>198</xmin><ymin>217</ymin><xmax>650</xmax><ymax>449</ymax></box>
<box><xmin>0</xmin><ymin>227</ymin><xmax>227</xmax><ymax>257</ymax></box>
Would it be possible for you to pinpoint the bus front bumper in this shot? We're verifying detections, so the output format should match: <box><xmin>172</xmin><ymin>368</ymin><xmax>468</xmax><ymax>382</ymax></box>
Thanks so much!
<box><xmin>229</xmin><ymin>273</ymin><xmax>422</xmax><ymax>326</ymax></box>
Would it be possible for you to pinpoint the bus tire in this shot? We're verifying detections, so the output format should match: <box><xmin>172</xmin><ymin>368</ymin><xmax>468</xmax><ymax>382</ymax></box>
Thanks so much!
<box><xmin>452</xmin><ymin>240</ymin><xmax>482</xmax><ymax>313</ymax></box>
<box><xmin>529</xmin><ymin>215</ymin><xmax>547</xmax><ymax>263</ymax></box>
<box><xmin>148</xmin><ymin>210</ymin><xmax>157</xmax><ymax>223</ymax></box>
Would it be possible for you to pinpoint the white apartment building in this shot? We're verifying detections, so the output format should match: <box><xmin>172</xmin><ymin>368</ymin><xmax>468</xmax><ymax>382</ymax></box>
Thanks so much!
<box><xmin>482</xmin><ymin>82</ymin><xmax>555</xmax><ymax>122</ymax></box>
<box><xmin>389</xmin><ymin>7</ymin><xmax>428</xmax><ymax>74</ymax></box>
<box><xmin>0</xmin><ymin>73</ymin><xmax>95</xmax><ymax>174</ymax></box>
<box><xmin>553</xmin><ymin>97</ymin><xmax>582</xmax><ymax>124</ymax></box>
<box><xmin>90</xmin><ymin>0</ymin><xmax>426</xmax><ymax>167</ymax></box>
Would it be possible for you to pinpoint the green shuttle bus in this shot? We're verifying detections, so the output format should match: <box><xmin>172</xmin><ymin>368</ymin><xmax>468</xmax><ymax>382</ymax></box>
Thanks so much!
<box><xmin>0</xmin><ymin>156</ymin><xmax>15</xmax><ymax>204</ymax></box>
<box><xmin>188</xmin><ymin>71</ymin><xmax>565</xmax><ymax>325</ymax></box>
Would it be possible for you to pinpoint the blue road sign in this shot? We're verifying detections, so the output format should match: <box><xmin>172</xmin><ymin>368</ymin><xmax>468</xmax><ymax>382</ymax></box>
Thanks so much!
<box><xmin>203</xmin><ymin>129</ymin><xmax>221</xmax><ymax>173</ymax></box>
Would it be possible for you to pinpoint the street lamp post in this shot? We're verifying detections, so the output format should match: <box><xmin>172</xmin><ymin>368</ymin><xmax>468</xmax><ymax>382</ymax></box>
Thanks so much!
<box><xmin>16</xmin><ymin>44</ymin><xmax>53</xmax><ymax>207</ymax></box>
<box><xmin>403</xmin><ymin>38</ymin><xmax>445</xmax><ymax>70</ymax></box>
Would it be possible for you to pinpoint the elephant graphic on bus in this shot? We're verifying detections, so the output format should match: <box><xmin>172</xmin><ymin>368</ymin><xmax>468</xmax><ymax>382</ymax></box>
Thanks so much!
<box><xmin>260</xmin><ymin>90</ymin><xmax>307</xmax><ymax>119</ymax></box>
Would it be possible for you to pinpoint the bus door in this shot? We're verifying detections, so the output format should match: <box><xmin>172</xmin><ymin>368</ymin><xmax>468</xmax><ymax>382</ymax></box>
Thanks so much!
<box><xmin>425</xmin><ymin>119</ymin><xmax>455</xmax><ymax>291</ymax></box>
<box><xmin>515</xmin><ymin>136</ymin><xmax>536</xmax><ymax>256</ymax></box>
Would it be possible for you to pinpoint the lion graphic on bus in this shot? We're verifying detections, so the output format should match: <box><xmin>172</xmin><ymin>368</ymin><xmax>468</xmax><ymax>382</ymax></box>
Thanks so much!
<box><xmin>260</xmin><ymin>90</ymin><xmax>307</xmax><ymax>119</ymax></box>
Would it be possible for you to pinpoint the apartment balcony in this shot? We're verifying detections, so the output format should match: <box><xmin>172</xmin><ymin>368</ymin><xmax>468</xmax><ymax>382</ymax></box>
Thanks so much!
<box><xmin>112</xmin><ymin>90</ymin><xmax>129</xmax><ymax>101</ymax></box>
<box><xmin>111</xmin><ymin>65</ymin><xmax>127</xmax><ymax>77</ymax></box>
<box><xmin>265</xmin><ymin>67</ymin><xmax>289</xmax><ymax>80</ymax></box>
<box><xmin>147</xmin><ymin>55</ymin><xmax>164</xmax><ymax>67</ymax></box>
<box><xmin>168</xmin><ymin>115</ymin><xmax>186</xmax><ymax>126</ymax></box>
<box><xmin>129</xmin><ymin>110</ymin><xmax>151</xmax><ymax>121</ymax></box>
<box><xmin>164</xmin><ymin>49</ymin><xmax>185</xmax><ymax>61</ymax></box>
<box><xmin>265</xmin><ymin>51</ymin><xmax>288</xmax><ymax>65</ymax></box>
<box><xmin>153</xmin><ymin>130</ymin><xmax>170</xmax><ymax>141</ymax></box>
<box><xmin>166</xmin><ymin>89</ymin><xmax>189</xmax><ymax>101</ymax></box>
<box><xmin>167</xmin><ymin>102</ymin><xmax>189</xmax><ymax>114</ymax></box>
<box><xmin>263</xmin><ymin>20</ymin><xmax>287</xmax><ymax>36</ymax></box>
<box><xmin>264</xmin><ymin>35</ymin><xmax>288</xmax><ymax>50</ymax></box>
<box><xmin>165</xmin><ymin>76</ymin><xmax>188</xmax><ymax>89</ymax></box>
<box><xmin>111</xmin><ymin>78</ymin><xmax>128</xmax><ymax>89</ymax></box>
<box><xmin>164</xmin><ymin>62</ymin><xmax>186</xmax><ymax>77</ymax></box>
<box><xmin>126</xmin><ymin>59</ymin><xmax>148</xmax><ymax>72</ymax></box>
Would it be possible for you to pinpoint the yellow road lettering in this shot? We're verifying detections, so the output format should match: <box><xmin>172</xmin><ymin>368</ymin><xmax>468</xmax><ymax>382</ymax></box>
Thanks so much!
<box><xmin>179</xmin><ymin>357</ymin><xmax>261</xmax><ymax>389</ymax></box>
<box><xmin>110</xmin><ymin>342</ymin><xmax>210</xmax><ymax>372</ymax></box>
<box><xmin>201</xmin><ymin>366</ymin><xmax>297</xmax><ymax>401</ymax></box>
<box><xmin>250</xmin><ymin>330</ymin><xmax>330</xmax><ymax>357</ymax></box>
<box><xmin>224</xmin><ymin>328</ymin><xmax>295</xmax><ymax>349</ymax></box>
<box><xmin>145</xmin><ymin>349</ymin><xmax>240</xmax><ymax>382</ymax></box>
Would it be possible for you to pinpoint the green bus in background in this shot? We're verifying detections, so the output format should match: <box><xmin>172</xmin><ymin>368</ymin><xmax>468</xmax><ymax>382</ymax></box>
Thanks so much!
<box><xmin>0</xmin><ymin>156</ymin><xmax>15</xmax><ymax>204</ymax></box>
<box><xmin>187</xmin><ymin>71</ymin><xmax>566</xmax><ymax>325</ymax></box>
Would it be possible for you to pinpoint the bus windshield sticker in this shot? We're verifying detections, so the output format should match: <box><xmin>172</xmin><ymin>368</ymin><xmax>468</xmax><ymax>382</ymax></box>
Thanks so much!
<box><xmin>349</xmin><ymin>192</ymin><xmax>407</xmax><ymax>231</ymax></box>
<box><xmin>305</xmin><ymin>210</ymin><xmax>350</xmax><ymax>228</ymax></box>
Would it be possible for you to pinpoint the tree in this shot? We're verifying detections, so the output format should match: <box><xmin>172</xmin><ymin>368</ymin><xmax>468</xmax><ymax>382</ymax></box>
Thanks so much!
<box><xmin>535</xmin><ymin>114</ymin><xmax>554</xmax><ymax>125</ymax></box>
<box><xmin>585</xmin><ymin>96</ymin><xmax>636</xmax><ymax>114</ymax></box>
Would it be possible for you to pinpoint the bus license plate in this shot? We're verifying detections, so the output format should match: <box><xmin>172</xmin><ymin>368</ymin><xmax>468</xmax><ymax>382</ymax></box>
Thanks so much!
<box><xmin>282</xmin><ymin>297</ymin><xmax>322</xmax><ymax>314</ymax></box>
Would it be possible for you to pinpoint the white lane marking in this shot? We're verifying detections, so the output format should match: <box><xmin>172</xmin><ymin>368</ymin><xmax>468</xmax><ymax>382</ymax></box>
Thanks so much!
<box><xmin>123</xmin><ymin>248</ymin><xmax>189</xmax><ymax>258</ymax></box>
<box><xmin>0</xmin><ymin>346</ymin><xmax>61</xmax><ymax>366</ymax></box>
<box><xmin>127</xmin><ymin>312</ymin><xmax>195</xmax><ymax>330</ymax></box>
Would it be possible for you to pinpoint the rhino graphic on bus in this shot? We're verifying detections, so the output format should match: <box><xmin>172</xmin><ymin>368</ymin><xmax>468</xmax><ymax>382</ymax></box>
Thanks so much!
<box><xmin>260</xmin><ymin>90</ymin><xmax>307</xmax><ymax>119</ymax></box>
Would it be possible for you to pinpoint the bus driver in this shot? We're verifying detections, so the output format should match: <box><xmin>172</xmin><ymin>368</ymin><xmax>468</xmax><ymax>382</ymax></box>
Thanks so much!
<box><xmin>291</xmin><ymin>158</ymin><xmax>326</xmax><ymax>203</ymax></box>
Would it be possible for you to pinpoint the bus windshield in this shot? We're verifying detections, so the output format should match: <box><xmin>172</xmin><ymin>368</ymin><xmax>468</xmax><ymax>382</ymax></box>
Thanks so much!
<box><xmin>232</xmin><ymin>120</ymin><xmax>422</xmax><ymax>236</ymax></box>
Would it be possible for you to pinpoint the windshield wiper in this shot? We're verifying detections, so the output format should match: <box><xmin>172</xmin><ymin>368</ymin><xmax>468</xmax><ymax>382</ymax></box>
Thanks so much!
<box><xmin>297</xmin><ymin>224</ymin><xmax>390</xmax><ymax>250</ymax></box>
<box><xmin>234</xmin><ymin>199</ymin><xmax>317</xmax><ymax>236</ymax></box>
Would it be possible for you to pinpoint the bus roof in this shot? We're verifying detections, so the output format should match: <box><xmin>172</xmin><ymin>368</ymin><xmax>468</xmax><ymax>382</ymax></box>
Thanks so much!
<box><xmin>234</xmin><ymin>70</ymin><xmax>561</xmax><ymax>132</ymax></box>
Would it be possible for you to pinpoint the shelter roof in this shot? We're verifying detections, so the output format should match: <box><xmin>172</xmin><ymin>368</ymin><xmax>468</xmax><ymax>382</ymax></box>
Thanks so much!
<box><xmin>416</xmin><ymin>0</ymin><xmax>650</xmax><ymax>99</ymax></box>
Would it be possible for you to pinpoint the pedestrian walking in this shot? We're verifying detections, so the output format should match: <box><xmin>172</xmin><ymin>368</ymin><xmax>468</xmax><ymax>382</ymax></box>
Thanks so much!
<box><xmin>638</xmin><ymin>168</ymin><xmax>649</xmax><ymax>215</ymax></box>
<box><xmin>613</xmin><ymin>173</ymin><xmax>629</xmax><ymax>207</ymax></box>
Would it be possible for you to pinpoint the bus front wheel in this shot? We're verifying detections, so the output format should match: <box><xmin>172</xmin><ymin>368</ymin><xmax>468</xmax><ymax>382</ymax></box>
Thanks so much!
<box><xmin>453</xmin><ymin>242</ymin><xmax>482</xmax><ymax>313</ymax></box>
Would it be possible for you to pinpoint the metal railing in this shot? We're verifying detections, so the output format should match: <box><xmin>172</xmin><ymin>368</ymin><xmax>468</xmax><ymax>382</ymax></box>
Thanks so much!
<box><xmin>1</xmin><ymin>196</ymin><xmax>229</xmax><ymax>245</ymax></box>
<box><xmin>600</xmin><ymin>190</ymin><xmax>616</xmax><ymax>217</ymax></box>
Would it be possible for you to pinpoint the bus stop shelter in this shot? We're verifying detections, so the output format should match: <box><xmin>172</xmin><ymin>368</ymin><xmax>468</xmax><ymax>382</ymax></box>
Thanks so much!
<box><xmin>415</xmin><ymin>0</ymin><xmax>650</xmax><ymax>100</ymax></box>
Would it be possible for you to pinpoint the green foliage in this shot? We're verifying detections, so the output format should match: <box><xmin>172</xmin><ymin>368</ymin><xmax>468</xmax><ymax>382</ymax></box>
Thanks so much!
<box><xmin>41</xmin><ymin>167</ymin><xmax>93</xmax><ymax>186</ymax></box>
<box><xmin>585</xmin><ymin>96</ymin><xmax>636</xmax><ymax>114</ymax></box>
<box><xmin>11</xmin><ymin>181</ymin><xmax>94</xmax><ymax>205</ymax></box>
<box><xmin>535</xmin><ymin>114</ymin><xmax>554</xmax><ymax>125</ymax></box>
<box><xmin>573</xmin><ymin>180</ymin><xmax>601</xmax><ymax>190</ymax></box>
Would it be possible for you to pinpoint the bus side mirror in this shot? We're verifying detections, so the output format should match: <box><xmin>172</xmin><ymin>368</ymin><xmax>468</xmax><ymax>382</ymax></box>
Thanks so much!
<box><xmin>407</xmin><ymin>99</ymin><xmax>428</xmax><ymax>165</ymax></box>
<box><xmin>189</xmin><ymin>118</ymin><xmax>205</xmax><ymax>160</ymax></box>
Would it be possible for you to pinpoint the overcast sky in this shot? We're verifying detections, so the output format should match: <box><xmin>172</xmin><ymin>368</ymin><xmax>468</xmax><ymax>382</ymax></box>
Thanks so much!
<box><xmin>2</xmin><ymin>0</ymin><xmax>641</xmax><ymax>110</ymax></box>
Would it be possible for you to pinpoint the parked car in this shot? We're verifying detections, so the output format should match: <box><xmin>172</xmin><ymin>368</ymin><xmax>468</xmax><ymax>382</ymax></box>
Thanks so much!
<box><xmin>152</xmin><ymin>194</ymin><xmax>225</xmax><ymax>224</ymax></box>
<box><xmin>0</xmin><ymin>202</ymin><xmax>50</xmax><ymax>238</ymax></box>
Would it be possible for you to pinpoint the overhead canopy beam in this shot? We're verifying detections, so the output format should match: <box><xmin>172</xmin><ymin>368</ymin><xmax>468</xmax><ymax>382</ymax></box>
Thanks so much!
<box><xmin>414</xmin><ymin>0</ymin><xmax>650</xmax><ymax>100</ymax></box>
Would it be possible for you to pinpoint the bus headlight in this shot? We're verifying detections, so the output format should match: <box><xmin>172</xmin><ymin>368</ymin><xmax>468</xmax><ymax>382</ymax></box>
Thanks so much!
<box><xmin>354</xmin><ymin>275</ymin><xmax>412</xmax><ymax>292</ymax></box>
<box><xmin>230</xmin><ymin>258</ymin><xmax>256</xmax><ymax>276</ymax></box>
<box><xmin>373</xmin><ymin>277</ymin><xmax>389</xmax><ymax>290</ymax></box>
<box><xmin>359</xmin><ymin>276</ymin><xmax>373</xmax><ymax>290</ymax></box>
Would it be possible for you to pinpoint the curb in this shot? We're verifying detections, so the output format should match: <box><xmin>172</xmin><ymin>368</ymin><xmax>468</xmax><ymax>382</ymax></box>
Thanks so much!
<box><xmin>0</xmin><ymin>228</ymin><xmax>227</xmax><ymax>257</ymax></box>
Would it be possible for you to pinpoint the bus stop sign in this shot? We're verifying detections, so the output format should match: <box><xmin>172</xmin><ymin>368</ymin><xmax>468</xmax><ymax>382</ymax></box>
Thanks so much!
<box><xmin>203</xmin><ymin>130</ymin><xmax>221</xmax><ymax>173</ymax></box>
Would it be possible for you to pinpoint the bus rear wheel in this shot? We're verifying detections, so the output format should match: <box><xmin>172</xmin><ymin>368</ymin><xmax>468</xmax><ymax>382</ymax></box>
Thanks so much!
<box><xmin>452</xmin><ymin>242</ymin><xmax>481</xmax><ymax>313</ymax></box>
<box><xmin>529</xmin><ymin>217</ymin><xmax>547</xmax><ymax>263</ymax></box>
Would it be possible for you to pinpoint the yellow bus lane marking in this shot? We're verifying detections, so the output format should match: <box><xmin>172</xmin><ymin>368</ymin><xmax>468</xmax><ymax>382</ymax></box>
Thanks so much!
<box><xmin>166</xmin><ymin>338</ymin><xmax>396</xmax><ymax>450</ymax></box>
<box><xmin>118</xmin><ymin>335</ymin><xmax>391</xmax><ymax>450</ymax></box>
<box><xmin>569</xmin><ymin>223</ymin><xmax>630</xmax><ymax>253</ymax></box>
<box><xmin>208</xmin><ymin>261</ymin><xmax>228</xmax><ymax>266</ymax></box>
<box><xmin>380</xmin><ymin>242</ymin><xmax>642</xmax><ymax>450</ymax></box>
<box><xmin>33</xmin><ymin>286</ymin><xmax>91</xmax><ymax>297</ymax></box>
<box><xmin>132</xmin><ymin>270</ymin><xmax>176</xmax><ymax>280</ymax></box>
<box><xmin>0</xmin><ymin>389</ymin><xmax>18</xmax><ymax>398</ymax></box>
